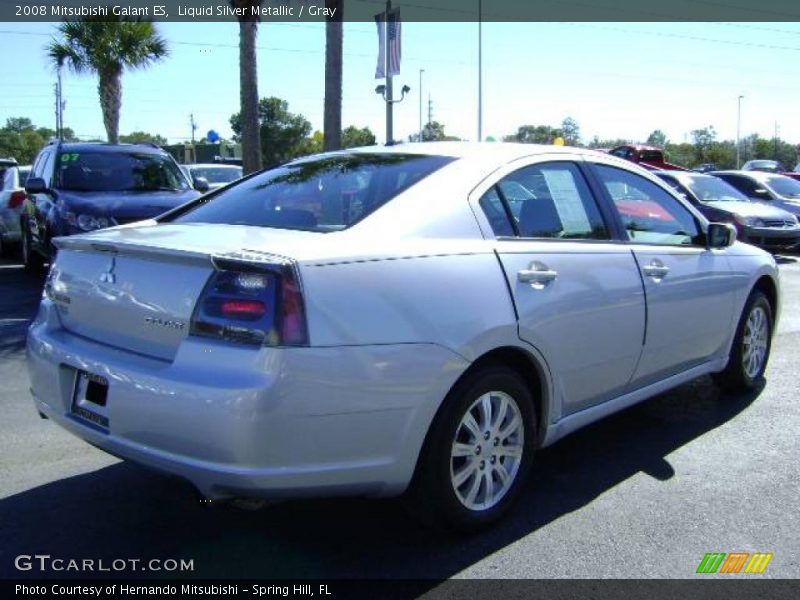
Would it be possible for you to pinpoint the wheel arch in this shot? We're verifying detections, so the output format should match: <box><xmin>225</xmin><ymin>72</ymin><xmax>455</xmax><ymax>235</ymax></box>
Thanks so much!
<box><xmin>752</xmin><ymin>274</ymin><xmax>778</xmax><ymax>329</ymax></box>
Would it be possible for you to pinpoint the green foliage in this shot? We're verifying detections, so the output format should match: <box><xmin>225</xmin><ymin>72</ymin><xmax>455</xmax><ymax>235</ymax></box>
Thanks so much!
<box><xmin>342</xmin><ymin>126</ymin><xmax>376</xmax><ymax>148</ymax></box>
<box><xmin>230</xmin><ymin>97</ymin><xmax>313</xmax><ymax>168</ymax></box>
<box><xmin>504</xmin><ymin>117</ymin><xmax>581</xmax><ymax>146</ymax></box>
<box><xmin>560</xmin><ymin>117</ymin><xmax>581</xmax><ymax>146</ymax></box>
<box><xmin>0</xmin><ymin>117</ymin><xmax>77</xmax><ymax>164</ymax></box>
<box><xmin>119</xmin><ymin>131</ymin><xmax>168</xmax><ymax>145</ymax></box>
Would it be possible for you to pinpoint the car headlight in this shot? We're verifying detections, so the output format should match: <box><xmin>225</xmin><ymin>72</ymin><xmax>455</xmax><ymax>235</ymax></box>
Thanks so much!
<box><xmin>733</xmin><ymin>215</ymin><xmax>764</xmax><ymax>227</ymax></box>
<box><xmin>64</xmin><ymin>212</ymin><xmax>112</xmax><ymax>232</ymax></box>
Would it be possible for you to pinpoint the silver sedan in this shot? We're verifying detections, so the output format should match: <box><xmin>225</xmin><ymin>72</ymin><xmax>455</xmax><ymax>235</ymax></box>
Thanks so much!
<box><xmin>27</xmin><ymin>143</ymin><xmax>779</xmax><ymax>531</ymax></box>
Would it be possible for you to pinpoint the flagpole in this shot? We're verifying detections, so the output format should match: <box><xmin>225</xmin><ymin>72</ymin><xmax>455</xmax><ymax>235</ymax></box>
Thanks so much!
<box><xmin>477</xmin><ymin>0</ymin><xmax>482</xmax><ymax>142</ymax></box>
<box><xmin>385</xmin><ymin>0</ymin><xmax>393</xmax><ymax>145</ymax></box>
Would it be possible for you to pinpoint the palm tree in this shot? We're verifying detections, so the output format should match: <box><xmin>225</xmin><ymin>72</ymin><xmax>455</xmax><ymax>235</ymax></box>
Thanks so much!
<box><xmin>47</xmin><ymin>16</ymin><xmax>167</xmax><ymax>145</ymax></box>
<box><xmin>233</xmin><ymin>0</ymin><xmax>264</xmax><ymax>174</ymax></box>
<box><xmin>323</xmin><ymin>0</ymin><xmax>344</xmax><ymax>152</ymax></box>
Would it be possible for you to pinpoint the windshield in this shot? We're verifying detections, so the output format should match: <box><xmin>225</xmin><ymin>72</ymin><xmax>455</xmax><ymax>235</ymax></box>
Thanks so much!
<box><xmin>189</xmin><ymin>166</ymin><xmax>242</xmax><ymax>184</ymax></box>
<box><xmin>56</xmin><ymin>151</ymin><xmax>191</xmax><ymax>192</ymax></box>
<box><xmin>766</xmin><ymin>176</ymin><xmax>800</xmax><ymax>198</ymax></box>
<box><xmin>684</xmin><ymin>176</ymin><xmax>750</xmax><ymax>203</ymax></box>
<box><xmin>172</xmin><ymin>153</ymin><xmax>455</xmax><ymax>232</ymax></box>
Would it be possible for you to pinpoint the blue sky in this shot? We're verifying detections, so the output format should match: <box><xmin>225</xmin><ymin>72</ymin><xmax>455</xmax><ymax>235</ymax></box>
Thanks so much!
<box><xmin>1</xmin><ymin>20</ymin><xmax>799</xmax><ymax>145</ymax></box>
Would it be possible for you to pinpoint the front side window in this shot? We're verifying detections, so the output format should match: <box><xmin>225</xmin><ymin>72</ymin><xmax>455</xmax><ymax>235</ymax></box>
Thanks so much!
<box><xmin>172</xmin><ymin>153</ymin><xmax>454</xmax><ymax>232</ymax></box>
<box><xmin>717</xmin><ymin>175</ymin><xmax>762</xmax><ymax>198</ymax></box>
<box><xmin>594</xmin><ymin>164</ymin><xmax>700</xmax><ymax>246</ymax></box>
<box><xmin>55</xmin><ymin>151</ymin><xmax>191</xmax><ymax>192</ymax></box>
<box><xmin>479</xmin><ymin>161</ymin><xmax>609</xmax><ymax>240</ymax></box>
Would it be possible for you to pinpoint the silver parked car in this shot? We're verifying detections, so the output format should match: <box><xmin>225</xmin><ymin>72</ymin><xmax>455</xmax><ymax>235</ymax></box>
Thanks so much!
<box><xmin>181</xmin><ymin>163</ymin><xmax>243</xmax><ymax>191</ymax></box>
<box><xmin>28</xmin><ymin>144</ymin><xmax>779</xmax><ymax>531</ymax></box>
<box><xmin>0</xmin><ymin>161</ymin><xmax>30</xmax><ymax>256</ymax></box>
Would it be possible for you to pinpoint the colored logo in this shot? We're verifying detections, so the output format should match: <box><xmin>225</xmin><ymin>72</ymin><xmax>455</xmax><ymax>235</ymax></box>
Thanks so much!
<box><xmin>696</xmin><ymin>552</ymin><xmax>773</xmax><ymax>574</ymax></box>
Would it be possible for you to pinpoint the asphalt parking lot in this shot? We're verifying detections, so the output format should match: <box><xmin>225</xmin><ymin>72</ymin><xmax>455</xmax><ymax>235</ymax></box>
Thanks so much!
<box><xmin>1</xmin><ymin>254</ymin><xmax>798</xmax><ymax>582</ymax></box>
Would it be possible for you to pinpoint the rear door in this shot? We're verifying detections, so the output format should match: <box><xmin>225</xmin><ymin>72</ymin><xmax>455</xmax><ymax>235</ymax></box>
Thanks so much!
<box><xmin>474</xmin><ymin>157</ymin><xmax>646</xmax><ymax>417</ymax></box>
<box><xmin>589</xmin><ymin>162</ymin><xmax>738</xmax><ymax>388</ymax></box>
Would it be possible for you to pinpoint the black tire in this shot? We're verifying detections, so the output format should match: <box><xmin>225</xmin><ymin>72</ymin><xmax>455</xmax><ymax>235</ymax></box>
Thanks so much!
<box><xmin>21</xmin><ymin>226</ymin><xmax>45</xmax><ymax>272</ymax></box>
<box><xmin>404</xmin><ymin>365</ymin><xmax>537</xmax><ymax>533</ymax></box>
<box><xmin>714</xmin><ymin>290</ymin><xmax>773</xmax><ymax>393</ymax></box>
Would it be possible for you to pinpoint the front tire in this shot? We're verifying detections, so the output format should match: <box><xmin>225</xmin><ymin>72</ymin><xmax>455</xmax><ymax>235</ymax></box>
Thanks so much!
<box><xmin>405</xmin><ymin>365</ymin><xmax>537</xmax><ymax>532</ymax></box>
<box><xmin>715</xmin><ymin>290</ymin><xmax>773</xmax><ymax>393</ymax></box>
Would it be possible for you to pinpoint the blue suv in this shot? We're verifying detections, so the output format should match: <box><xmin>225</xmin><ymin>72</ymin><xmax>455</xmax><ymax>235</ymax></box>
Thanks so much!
<box><xmin>21</xmin><ymin>141</ymin><xmax>206</xmax><ymax>270</ymax></box>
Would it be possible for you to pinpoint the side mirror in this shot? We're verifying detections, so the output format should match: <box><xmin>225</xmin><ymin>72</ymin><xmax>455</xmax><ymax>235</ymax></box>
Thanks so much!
<box><xmin>707</xmin><ymin>222</ymin><xmax>737</xmax><ymax>249</ymax></box>
<box><xmin>193</xmin><ymin>177</ymin><xmax>210</xmax><ymax>193</ymax></box>
<box><xmin>24</xmin><ymin>177</ymin><xmax>49</xmax><ymax>195</ymax></box>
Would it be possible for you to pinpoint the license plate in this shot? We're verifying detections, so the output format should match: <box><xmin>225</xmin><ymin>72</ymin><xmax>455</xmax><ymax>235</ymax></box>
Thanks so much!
<box><xmin>71</xmin><ymin>370</ymin><xmax>109</xmax><ymax>429</ymax></box>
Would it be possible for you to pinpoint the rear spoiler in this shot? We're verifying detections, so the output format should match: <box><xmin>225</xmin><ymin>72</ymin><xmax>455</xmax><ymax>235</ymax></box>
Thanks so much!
<box><xmin>52</xmin><ymin>235</ymin><xmax>211</xmax><ymax>267</ymax></box>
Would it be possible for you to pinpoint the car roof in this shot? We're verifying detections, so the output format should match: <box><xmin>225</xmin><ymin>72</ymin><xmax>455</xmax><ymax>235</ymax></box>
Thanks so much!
<box><xmin>712</xmin><ymin>170</ymin><xmax>774</xmax><ymax>180</ymax></box>
<box><xmin>297</xmin><ymin>141</ymin><xmax>608</xmax><ymax>163</ymax></box>
<box><xmin>653</xmin><ymin>170</ymin><xmax>706</xmax><ymax>180</ymax></box>
<box><xmin>52</xmin><ymin>142</ymin><xmax>167</xmax><ymax>154</ymax></box>
<box><xmin>186</xmin><ymin>163</ymin><xmax>241</xmax><ymax>169</ymax></box>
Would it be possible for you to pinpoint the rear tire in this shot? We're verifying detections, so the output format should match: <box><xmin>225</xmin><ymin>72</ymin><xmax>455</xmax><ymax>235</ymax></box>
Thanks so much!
<box><xmin>21</xmin><ymin>226</ymin><xmax>45</xmax><ymax>272</ymax></box>
<box><xmin>404</xmin><ymin>365</ymin><xmax>537</xmax><ymax>533</ymax></box>
<box><xmin>714</xmin><ymin>290</ymin><xmax>773</xmax><ymax>393</ymax></box>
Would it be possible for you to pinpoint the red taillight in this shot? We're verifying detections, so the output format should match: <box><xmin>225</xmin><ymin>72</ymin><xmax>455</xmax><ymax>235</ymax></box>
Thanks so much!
<box><xmin>221</xmin><ymin>299</ymin><xmax>266</xmax><ymax>319</ymax></box>
<box><xmin>8</xmin><ymin>191</ymin><xmax>25</xmax><ymax>209</ymax></box>
<box><xmin>190</xmin><ymin>257</ymin><xmax>308</xmax><ymax>347</ymax></box>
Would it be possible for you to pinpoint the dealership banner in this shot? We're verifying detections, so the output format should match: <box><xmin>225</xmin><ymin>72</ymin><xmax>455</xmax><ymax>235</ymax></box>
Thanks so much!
<box><xmin>3</xmin><ymin>0</ymin><xmax>800</xmax><ymax>22</ymax></box>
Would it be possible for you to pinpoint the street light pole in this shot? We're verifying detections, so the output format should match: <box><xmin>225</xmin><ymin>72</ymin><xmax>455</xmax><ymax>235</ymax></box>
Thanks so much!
<box><xmin>384</xmin><ymin>0</ymin><xmax>393</xmax><ymax>145</ymax></box>
<box><xmin>419</xmin><ymin>68</ymin><xmax>424</xmax><ymax>142</ymax></box>
<box><xmin>736</xmin><ymin>95</ymin><xmax>744</xmax><ymax>168</ymax></box>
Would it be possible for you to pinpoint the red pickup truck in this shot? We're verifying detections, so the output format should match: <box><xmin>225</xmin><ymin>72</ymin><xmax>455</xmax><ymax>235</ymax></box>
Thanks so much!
<box><xmin>608</xmin><ymin>144</ymin><xmax>689</xmax><ymax>171</ymax></box>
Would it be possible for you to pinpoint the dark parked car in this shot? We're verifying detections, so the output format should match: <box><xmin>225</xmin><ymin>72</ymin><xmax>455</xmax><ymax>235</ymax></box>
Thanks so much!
<box><xmin>742</xmin><ymin>159</ymin><xmax>786</xmax><ymax>173</ymax></box>
<box><xmin>693</xmin><ymin>163</ymin><xmax>718</xmax><ymax>173</ymax></box>
<box><xmin>655</xmin><ymin>170</ymin><xmax>800</xmax><ymax>252</ymax></box>
<box><xmin>21</xmin><ymin>142</ymin><xmax>202</xmax><ymax>270</ymax></box>
<box><xmin>711</xmin><ymin>170</ymin><xmax>800</xmax><ymax>220</ymax></box>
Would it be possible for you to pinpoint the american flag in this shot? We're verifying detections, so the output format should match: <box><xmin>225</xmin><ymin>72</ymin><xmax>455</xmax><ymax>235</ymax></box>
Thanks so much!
<box><xmin>375</xmin><ymin>8</ymin><xmax>401</xmax><ymax>79</ymax></box>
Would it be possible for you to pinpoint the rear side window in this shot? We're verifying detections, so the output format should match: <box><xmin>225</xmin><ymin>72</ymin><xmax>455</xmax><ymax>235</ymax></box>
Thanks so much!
<box><xmin>172</xmin><ymin>153</ymin><xmax>454</xmax><ymax>232</ymax></box>
<box><xmin>479</xmin><ymin>161</ymin><xmax>609</xmax><ymax>240</ymax></box>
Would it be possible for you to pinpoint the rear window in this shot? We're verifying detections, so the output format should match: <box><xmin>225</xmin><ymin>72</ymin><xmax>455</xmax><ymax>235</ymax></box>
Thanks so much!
<box><xmin>171</xmin><ymin>153</ymin><xmax>455</xmax><ymax>232</ymax></box>
<box><xmin>640</xmin><ymin>150</ymin><xmax>664</xmax><ymax>162</ymax></box>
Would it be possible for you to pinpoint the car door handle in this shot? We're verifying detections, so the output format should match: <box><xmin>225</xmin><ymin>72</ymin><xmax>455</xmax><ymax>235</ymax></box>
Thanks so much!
<box><xmin>518</xmin><ymin>262</ymin><xmax>558</xmax><ymax>285</ymax></box>
<box><xmin>642</xmin><ymin>261</ymin><xmax>670</xmax><ymax>279</ymax></box>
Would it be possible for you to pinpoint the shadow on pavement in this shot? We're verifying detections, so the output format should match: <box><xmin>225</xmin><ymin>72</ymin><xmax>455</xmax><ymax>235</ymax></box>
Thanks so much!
<box><xmin>0</xmin><ymin>375</ymin><xmax>761</xmax><ymax>581</ymax></box>
<box><xmin>0</xmin><ymin>258</ymin><xmax>46</xmax><ymax>357</ymax></box>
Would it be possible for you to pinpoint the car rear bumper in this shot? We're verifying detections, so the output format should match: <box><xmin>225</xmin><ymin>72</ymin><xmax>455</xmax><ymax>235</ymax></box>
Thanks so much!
<box><xmin>741</xmin><ymin>227</ymin><xmax>800</xmax><ymax>251</ymax></box>
<box><xmin>27</xmin><ymin>299</ymin><xmax>468</xmax><ymax>500</ymax></box>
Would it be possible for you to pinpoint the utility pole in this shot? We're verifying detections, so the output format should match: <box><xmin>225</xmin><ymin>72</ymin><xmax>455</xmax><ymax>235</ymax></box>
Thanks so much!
<box><xmin>418</xmin><ymin>68</ymin><xmax>424</xmax><ymax>142</ymax></box>
<box><xmin>189</xmin><ymin>113</ymin><xmax>197</xmax><ymax>145</ymax></box>
<box><xmin>427</xmin><ymin>95</ymin><xmax>433</xmax><ymax>127</ymax></box>
<box><xmin>54</xmin><ymin>67</ymin><xmax>65</xmax><ymax>140</ymax></box>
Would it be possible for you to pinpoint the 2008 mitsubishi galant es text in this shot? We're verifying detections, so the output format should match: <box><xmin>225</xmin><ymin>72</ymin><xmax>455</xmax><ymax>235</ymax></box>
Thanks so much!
<box><xmin>28</xmin><ymin>143</ymin><xmax>779</xmax><ymax>531</ymax></box>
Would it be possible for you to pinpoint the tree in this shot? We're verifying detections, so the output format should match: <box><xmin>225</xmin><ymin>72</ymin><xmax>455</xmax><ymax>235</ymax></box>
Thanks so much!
<box><xmin>47</xmin><ymin>15</ymin><xmax>168</xmax><ymax>145</ymax></box>
<box><xmin>233</xmin><ymin>0</ymin><xmax>264</xmax><ymax>174</ymax></box>
<box><xmin>0</xmin><ymin>118</ymin><xmax>77</xmax><ymax>164</ymax></box>
<box><xmin>119</xmin><ymin>131</ymin><xmax>167</xmax><ymax>145</ymax></box>
<box><xmin>646</xmin><ymin>129</ymin><xmax>667</xmax><ymax>147</ymax></box>
<box><xmin>691</xmin><ymin>126</ymin><xmax>717</xmax><ymax>162</ymax></box>
<box><xmin>323</xmin><ymin>0</ymin><xmax>343</xmax><ymax>152</ymax></box>
<box><xmin>342</xmin><ymin>126</ymin><xmax>376</xmax><ymax>148</ymax></box>
<box><xmin>504</xmin><ymin>124</ymin><xmax>558</xmax><ymax>144</ymax></box>
<box><xmin>560</xmin><ymin>117</ymin><xmax>581</xmax><ymax>146</ymax></box>
<box><xmin>230</xmin><ymin>96</ymin><xmax>313</xmax><ymax>168</ymax></box>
